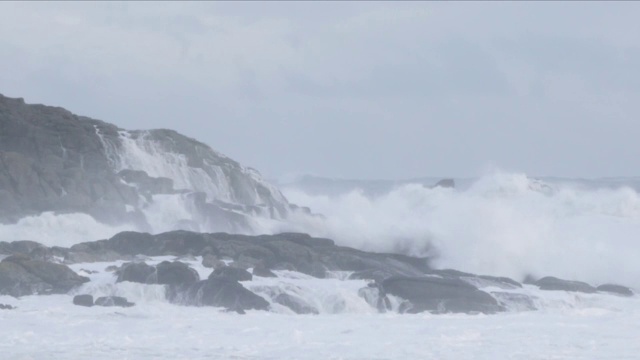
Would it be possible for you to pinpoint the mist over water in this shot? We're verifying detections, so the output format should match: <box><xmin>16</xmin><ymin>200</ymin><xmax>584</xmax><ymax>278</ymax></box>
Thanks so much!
<box><xmin>0</xmin><ymin>212</ymin><xmax>132</xmax><ymax>247</ymax></box>
<box><xmin>283</xmin><ymin>172</ymin><xmax>640</xmax><ymax>289</ymax></box>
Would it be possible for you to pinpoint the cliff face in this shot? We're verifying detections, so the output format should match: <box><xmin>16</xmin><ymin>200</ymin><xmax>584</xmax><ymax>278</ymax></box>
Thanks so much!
<box><xmin>0</xmin><ymin>94</ymin><xmax>291</xmax><ymax>233</ymax></box>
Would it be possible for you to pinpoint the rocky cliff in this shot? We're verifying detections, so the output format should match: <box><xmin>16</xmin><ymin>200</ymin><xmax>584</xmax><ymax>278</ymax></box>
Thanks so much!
<box><xmin>0</xmin><ymin>93</ymin><xmax>293</xmax><ymax>233</ymax></box>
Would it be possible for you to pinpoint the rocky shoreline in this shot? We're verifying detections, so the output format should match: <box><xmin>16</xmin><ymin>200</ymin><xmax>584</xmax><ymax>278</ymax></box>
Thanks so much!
<box><xmin>0</xmin><ymin>230</ymin><xmax>634</xmax><ymax>314</ymax></box>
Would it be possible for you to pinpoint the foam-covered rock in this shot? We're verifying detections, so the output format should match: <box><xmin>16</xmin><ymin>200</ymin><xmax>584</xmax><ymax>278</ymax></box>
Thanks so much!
<box><xmin>597</xmin><ymin>284</ymin><xmax>634</xmax><ymax>296</ymax></box>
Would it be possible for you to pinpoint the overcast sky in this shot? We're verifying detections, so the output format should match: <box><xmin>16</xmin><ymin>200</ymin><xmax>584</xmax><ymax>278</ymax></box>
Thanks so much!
<box><xmin>1</xmin><ymin>2</ymin><xmax>639</xmax><ymax>180</ymax></box>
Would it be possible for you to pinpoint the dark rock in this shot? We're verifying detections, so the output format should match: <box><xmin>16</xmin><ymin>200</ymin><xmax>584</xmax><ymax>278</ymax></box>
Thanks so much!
<box><xmin>0</xmin><ymin>303</ymin><xmax>15</xmax><ymax>310</ymax></box>
<box><xmin>223</xmin><ymin>307</ymin><xmax>246</xmax><ymax>314</ymax></box>
<box><xmin>116</xmin><ymin>261</ymin><xmax>199</xmax><ymax>288</ymax></box>
<box><xmin>210</xmin><ymin>266</ymin><xmax>252</xmax><ymax>282</ymax></box>
<box><xmin>155</xmin><ymin>261</ymin><xmax>199</xmax><ymax>286</ymax></box>
<box><xmin>253</xmin><ymin>264</ymin><xmax>277</xmax><ymax>278</ymax></box>
<box><xmin>274</xmin><ymin>293</ymin><xmax>318</xmax><ymax>314</ymax></box>
<box><xmin>597</xmin><ymin>284</ymin><xmax>634</xmax><ymax>296</ymax></box>
<box><xmin>0</xmin><ymin>255</ymin><xmax>89</xmax><ymax>297</ymax></box>
<box><xmin>2</xmin><ymin>230</ymin><xmax>436</xmax><ymax>292</ymax></box>
<box><xmin>56</xmin><ymin>230</ymin><xmax>433</xmax><ymax>283</ymax></box>
<box><xmin>534</xmin><ymin>277</ymin><xmax>596</xmax><ymax>293</ymax></box>
<box><xmin>202</xmin><ymin>254</ymin><xmax>225</xmax><ymax>269</ymax></box>
<box><xmin>116</xmin><ymin>262</ymin><xmax>156</xmax><ymax>284</ymax></box>
<box><xmin>380</xmin><ymin>276</ymin><xmax>504</xmax><ymax>314</ymax></box>
<box><xmin>180</xmin><ymin>277</ymin><xmax>269</xmax><ymax>311</ymax></box>
<box><xmin>73</xmin><ymin>294</ymin><xmax>94</xmax><ymax>307</ymax></box>
<box><xmin>95</xmin><ymin>296</ymin><xmax>135</xmax><ymax>307</ymax></box>
<box><xmin>109</xmin><ymin>232</ymin><xmax>157</xmax><ymax>257</ymax></box>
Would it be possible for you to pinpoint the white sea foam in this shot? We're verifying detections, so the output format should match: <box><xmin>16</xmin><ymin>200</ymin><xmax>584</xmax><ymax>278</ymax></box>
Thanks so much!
<box><xmin>0</xmin><ymin>212</ymin><xmax>132</xmax><ymax>247</ymax></box>
<box><xmin>1</xmin><ymin>255</ymin><xmax>639</xmax><ymax>359</ymax></box>
<box><xmin>283</xmin><ymin>171</ymin><xmax>640</xmax><ymax>289</ymax></box>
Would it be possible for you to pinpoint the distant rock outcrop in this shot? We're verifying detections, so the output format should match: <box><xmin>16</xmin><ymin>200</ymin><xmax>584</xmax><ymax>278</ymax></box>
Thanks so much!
<box><xmin>0</xmin><ymin>93</ymin><xmax>292</xmax><ymax>233</ymax></box>
<box><xmin>596</xmin><ymin>284</ymin><xmax>634</xmax><ymax>296</ymax></box>
<box><xmin>534</xmin><ymin>276</ymin><xmax>597</xmax><ymax>293</ymax></box>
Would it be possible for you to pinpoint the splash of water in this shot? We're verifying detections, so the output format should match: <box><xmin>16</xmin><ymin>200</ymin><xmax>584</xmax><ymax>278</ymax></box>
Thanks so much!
<box><xmin>283</xmin><ymin>172</ymin><xmax>640</xmax><ymax>288</ymax></box>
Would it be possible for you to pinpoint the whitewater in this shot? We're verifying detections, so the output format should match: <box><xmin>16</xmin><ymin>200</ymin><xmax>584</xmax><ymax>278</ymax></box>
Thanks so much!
<box><xmin>3</xmin><ymin>170</ymin><xmax>640</xmax><ymax>290</ymax></box>
<box><xmin>1</xmin><ymin>255</ymin><xmax>639</xmax><ymax>359</ymax></box>
<box><xmin>282</xmin><ymin>173</ymin><xmax>640</xmax><ymax>291</ymax></box>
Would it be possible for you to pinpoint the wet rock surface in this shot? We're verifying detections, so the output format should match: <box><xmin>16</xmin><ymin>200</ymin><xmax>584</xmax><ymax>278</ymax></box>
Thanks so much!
<box><xmin>377</xmin><ymin>276</ymin><xmax>504</xmax><ymax>314</ymax></box>
<box><xmin>211</xmin><ymin>266</ymin><xmax>253</xmax><ymax>282</ymax></box>
<box><xmin>73</xmin><ymin>294</ymin><xmax>94</xmax><ymax>307</ymax></box>
<box><xmin>176</xmin><ymin>277</ymin><xmax>269</xmax><ymax>312</ymax></box>
<box><xmin>116</xmin><ymin>261</ymin><xmax>200</xmax><ymax>287</ymax></box>
<box><xmin>63</xmin><ymin>231</ymin><xmax>431</xmax><ymax>279</ymax></box>
<box><xmin>0</xmin><ymin>254</ymin><xmax>89</xmax><ymax>297</ymax></box>
<box><xmin>95</xmin><ymin>296</ymin><xmax>135</xmax><ymax>307</ymax></box>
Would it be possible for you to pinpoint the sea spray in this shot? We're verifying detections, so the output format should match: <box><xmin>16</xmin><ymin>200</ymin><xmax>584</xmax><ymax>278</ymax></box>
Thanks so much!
<box><xmin>282</xmin><ymin>172</ymin><xmax>640</xmax><ymax>289</ymax></box>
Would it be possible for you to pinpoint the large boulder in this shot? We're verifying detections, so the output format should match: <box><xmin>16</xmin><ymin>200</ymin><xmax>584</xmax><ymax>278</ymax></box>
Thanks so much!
<box><xmin>73</xmin><ymin>294</ymin><xmax>94</xmax><ymax>307</ymax></box>
<box><xmin>0</xmin><ymin>255</ymin><xmax>89</xmax><ymax>297</ymax></box>
<box><xmin>116</xmin><ymin>261</ymin><xmax>199</xmax><ymax>287</ymax></box>
<box><xmin>116</xmin><ymin>262</ymin><xmax>156</xmax><ymax>284</ymax></box>
<box><xmin>534</xmin><ymin>277</ymin><xmax>596</xmax><ymax>293</ymax></box>
<box><xmin>155</xmin><ymin>261</ymin><xmax>200</xmax><ymax>286</ymax></box>
<box><xmin>95</xmin><ymin>296</ymin><xmax>135</xmax><ymax>307</ymax></box>
<box><xmin>379</xmin><ymin>276</ymin><xmax>503</xmax><ymax>314</ymax></box>
<box><xmin>253</xmin><ymin>264</ymin><xmax>277</xmax><ymax>278</ymax></box>
<box><xmin>179</xmin><ymin>277</ymin><xmax>269</xmax><ymax>311</ymax></box>
<box><xmin>274</xmin><ymin>293</ymin><xmax>318</xmax><ymax>314</ymax></box>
